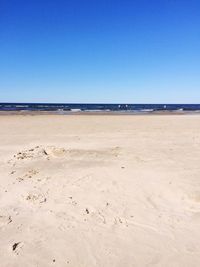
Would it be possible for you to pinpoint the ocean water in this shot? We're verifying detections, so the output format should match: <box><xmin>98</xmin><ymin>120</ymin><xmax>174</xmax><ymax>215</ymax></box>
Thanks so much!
<box><xmin>0</xmin><ymin>103</ymin><xmax>200</xmax><ymax>113</ymax></box>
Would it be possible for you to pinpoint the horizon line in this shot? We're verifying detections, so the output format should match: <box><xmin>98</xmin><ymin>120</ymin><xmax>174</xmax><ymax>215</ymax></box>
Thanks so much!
<box><xmin>1</xmin><ymin>102</ymin><xmax>200</xmax><ymax>105</ymax></box>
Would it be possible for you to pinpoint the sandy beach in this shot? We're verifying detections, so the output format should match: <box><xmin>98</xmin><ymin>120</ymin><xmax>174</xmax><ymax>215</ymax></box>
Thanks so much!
<box><xmin>0</xmin><ymin>114</ymin><xmax>200</xmax><ymax>267</ymax></box>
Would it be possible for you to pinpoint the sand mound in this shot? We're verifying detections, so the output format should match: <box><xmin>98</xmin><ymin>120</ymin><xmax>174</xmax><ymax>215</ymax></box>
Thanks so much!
<box><xmin>9</xmin><ymin>145</ymin><xmax>121</xmax><ymax>164</ymax></box>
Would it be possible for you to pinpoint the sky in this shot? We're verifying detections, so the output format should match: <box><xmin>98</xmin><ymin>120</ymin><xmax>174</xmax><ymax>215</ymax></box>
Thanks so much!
<box><xmin>0</xmin><ymin>0</ymin><xmax>200</xmax><ymax>103</ymax></box>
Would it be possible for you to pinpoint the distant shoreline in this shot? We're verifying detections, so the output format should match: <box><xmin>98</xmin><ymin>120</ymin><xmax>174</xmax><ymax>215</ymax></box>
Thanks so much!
<box><xmin>1</xmin><ymin>103</ymin><xmax>200</xmax><ymax>114</ymax></box>
<box><xmin>0</xmin><ymin>110</ymin><xmax>200</xmax><ymax>116</ymax></box>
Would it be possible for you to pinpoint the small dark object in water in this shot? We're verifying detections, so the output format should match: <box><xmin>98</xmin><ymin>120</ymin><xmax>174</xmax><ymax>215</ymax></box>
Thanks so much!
<box><xmin>12</xmin><ymin>242</ymin><xmax>20</xmax><ymax>251</ymax></box>
<box><xmin>53</xmin><ymin>259</ymin><xmax>56</xmax><ymax>263</ymax></box>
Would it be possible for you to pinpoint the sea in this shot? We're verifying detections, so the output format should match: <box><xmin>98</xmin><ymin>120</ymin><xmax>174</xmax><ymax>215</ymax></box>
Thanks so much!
<box><xmin>1</xmin><ymin>103</ymin><xmax>200</xmax><ymax>113</ymax></box>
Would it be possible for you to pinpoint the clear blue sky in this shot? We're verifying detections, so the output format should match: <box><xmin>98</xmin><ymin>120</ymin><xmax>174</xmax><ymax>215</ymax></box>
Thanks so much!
<box><xmin>0</xmin><ymin>0</ymin><xmax>200</xmax><ymax>103</ymax></box>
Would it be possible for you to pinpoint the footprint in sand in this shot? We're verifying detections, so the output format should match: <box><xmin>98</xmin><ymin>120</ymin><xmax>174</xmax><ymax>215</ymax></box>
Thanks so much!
<box><xmin>113</xmin><ymin>217</ymin><xmax>129</xmax><ymax>227</ymax></box>
<box><xmin>8</xmin><ymin>146</ymin><xmax>67</xmax><ymax>167</ymax></box>
<box><xmin>25</xmin><ymin>192</ymin><xmax>47</xmax><ymax>204</ymax></box>
<box><xmin>12</xmin><ymin>242</ymin><xmax>24</xmax><ymax>255</ymax></box>
<box><xmin>0</xmin><ymin>215</ymin><xmax>12</xmax><ymax>228</ymax></box>
<box><xmin>44</xmin><ymin>147</ymin><xmax>66</xmax><ymax>157</ymax></box>
<box><xmin>9</xmin><ymin>146</ymin><xmax>49</xmax><ymax>164</ymax></box>
<box><xmin>17</xmin><ymin>169</ymin><xmax>39</xmax><ymax>182</ymax></box>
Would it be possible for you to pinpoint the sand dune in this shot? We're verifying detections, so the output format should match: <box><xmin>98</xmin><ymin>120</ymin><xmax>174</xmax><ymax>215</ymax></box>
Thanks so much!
<box><xmin>0</xmin><ymin>115</ymin><xmax>200</xmax><ymax>266</ymax></box>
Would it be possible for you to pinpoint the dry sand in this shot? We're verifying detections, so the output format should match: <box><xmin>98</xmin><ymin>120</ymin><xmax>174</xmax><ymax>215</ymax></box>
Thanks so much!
<box><xmin>0</xmin><ymin>114</ymin><xmax>200</xmax><ymax>267</ymax></box>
